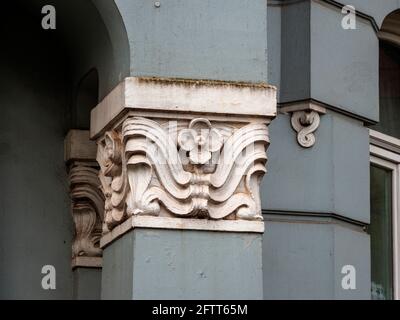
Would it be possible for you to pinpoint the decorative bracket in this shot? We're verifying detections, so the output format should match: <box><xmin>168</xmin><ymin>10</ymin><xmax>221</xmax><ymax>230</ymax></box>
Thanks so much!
<box><xmin>65</xmin><ymin>130</ymin><xmax>104</xmax><ymax>269</ymax></box>
<box><xmin>280</xmin><ymin>102</ymin><xmax>326</xmax><ymax>148</ymax></box>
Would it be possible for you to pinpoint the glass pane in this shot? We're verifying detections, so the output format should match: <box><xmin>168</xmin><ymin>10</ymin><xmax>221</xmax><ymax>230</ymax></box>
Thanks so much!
<box><xmin>370</xmin><ymin>164</ymin><xmax>394</xmax><ymax>300</ymax></box>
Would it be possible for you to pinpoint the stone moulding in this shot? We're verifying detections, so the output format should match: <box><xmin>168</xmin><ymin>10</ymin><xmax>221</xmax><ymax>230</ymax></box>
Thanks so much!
<box><xmin>65</xmin><ymin>130</ymin><xmax>104</xmax><ymax>268</ymax></box>
<box><xmin>91</xmin><ymin>77</ymin><xmax>277</xmax><ymax>235</ymax></box>
<box><xmin>100</xmin><ymin>216</ymin><xmax>265</xmax><ymax>249</ymax></box>
<box><xmin>280</xmin><ymin>102</ymin><xmax>327</xmax><ymax>148</ymax></box>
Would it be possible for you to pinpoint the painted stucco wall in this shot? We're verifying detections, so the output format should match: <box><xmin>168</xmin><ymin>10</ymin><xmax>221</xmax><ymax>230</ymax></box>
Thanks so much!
<box><xmin>73</xmin><ymin>268</ymin><xmax>102</xmax><ymax>300</ymax></box>
<box><xmin>114</xmin><ymin>0</ymin><xmax>269</xmax><ymax>82</ymax></box>
<box><xmin>102</xmin><ymin>229</ymin><xmax>263</xmax><ymax>300</ymax></box>
<box><xmin>261</xmin><ymin>0</ymin><xmax>398</xmax><ymax>299</ymax></box>
<box><xmin>278</xmin><ymin>0</ymin><xmax>379</xmax><ymax>122</ymax></box>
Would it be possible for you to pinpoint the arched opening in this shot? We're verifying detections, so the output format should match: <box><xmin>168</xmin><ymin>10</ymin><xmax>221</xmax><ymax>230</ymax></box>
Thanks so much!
<box><xmin>0</xmin><ymin>0</ymin><xmax>129</xmax><ymax>299</ymax></box>
<box><xmin>373</xmin><ymin>10</ymin><xmax>400</xmax><ymax>138</ymax></box>
<box><xmin>74</xmin><ymin>69</ymin><xmax>99</xmax><ymax>130</ymax></box>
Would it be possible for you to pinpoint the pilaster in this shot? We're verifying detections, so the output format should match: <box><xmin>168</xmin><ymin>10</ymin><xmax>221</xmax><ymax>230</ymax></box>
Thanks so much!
<box><xmin>91</xmin><ymin>77</ymin><xmax>277</xmax><ymax>299</ymax></box>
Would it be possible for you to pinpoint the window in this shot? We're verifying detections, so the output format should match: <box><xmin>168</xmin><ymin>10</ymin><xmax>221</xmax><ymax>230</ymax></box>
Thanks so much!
<box><xmin>370</xmin><ymin>130</ymin><xmax>400</xmax><ymax>299</ymax></box>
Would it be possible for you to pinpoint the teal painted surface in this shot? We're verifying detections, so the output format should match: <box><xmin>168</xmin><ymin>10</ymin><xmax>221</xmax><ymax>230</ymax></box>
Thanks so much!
<box><xmin>280</xmin><ymin>0</ymin><xmax>311</xmax><ymax>102</ymax></box>
<box><xmin>263</xmin><ymin>218</ymin><xmax>334</xmax><ymax>299</ymax></box>
<box><xmin>73</xmin><ymin>268</ymin><xmax>102</xmax><ymax>300</ymax></box>
<box><xmin>310</xmin><ymin>1</ymin><xmax>379</xmax><ymax>122</ymax></box>
<box><xmin>263</xmin><ymin>216</ymin><xmax>370</xmax><ymax>299</ymax></box>
<box><xmin>115</xmin><ymin>0</ymin><xmax>268</xmax><ymax>82</ymax></box>
<box><xmin>333</xmin><ymin>224</ymin><xmax>371</xmax><ymax>299</ymax></box>
<box><xmin>277</xmin><ymin>1</ymin><xmax>379</xmax><ymax>121</ymax></box>
<box><xmin>267</xmin><ymin>5</ymin><xmax>282</xmax><ymax>98</ymax></box>
<box><xmin>261</xmin><ymin>111</ymin><xmax>370</xmax><ymax>223</ymax></box>
<box><xmin>102</xmin><ymin>229</ymin><xmax>263</xmax><ymax>300</ymax></box>
<box><xmin>102</xmin><ymin>231</ymin><xmax>134</xmax><ymax>300</ymax></box>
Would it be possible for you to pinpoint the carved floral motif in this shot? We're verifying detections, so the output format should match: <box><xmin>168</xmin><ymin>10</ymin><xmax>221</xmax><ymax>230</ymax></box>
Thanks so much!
<box><xmin>178</xmin><ymin>119</ymin><xmax>223</xmax><ymax>165</ymax></box>
<box><xmin>97</xmin><ymin>117</ymin><xmax>270</xmax><ymax>232</ymax></box>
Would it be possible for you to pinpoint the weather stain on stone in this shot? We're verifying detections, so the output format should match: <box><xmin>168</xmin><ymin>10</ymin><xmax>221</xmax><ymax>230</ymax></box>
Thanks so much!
<box><xmin>137</xmin><ymin>76</ymin><xmax>275</xmax><ymax>90</ymax></box>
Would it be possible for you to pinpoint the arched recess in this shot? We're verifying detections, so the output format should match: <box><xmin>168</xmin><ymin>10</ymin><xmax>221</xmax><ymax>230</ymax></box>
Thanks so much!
<box><xmin>373</xmin><ymin>10</ymin><xmax>400</xmax><ymax>138</ymax></box>
<box><xmin>0</xmin><ymin>1</ymin><xmax>130</xmax><ymax>299</ymax></box>
<box><xmin>75</xmin><ymin>69</ymin><xmax>99</xmax><ymax>129</ymax></box>
<box><xmin>378</xmin><ymin>10</ymin><xmax>400</xmax><ymax>48</ymax></box>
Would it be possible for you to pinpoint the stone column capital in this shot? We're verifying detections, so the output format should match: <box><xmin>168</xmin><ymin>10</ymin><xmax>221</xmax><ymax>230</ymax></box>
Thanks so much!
<box><xmin>91</xmin><ymin>77</ymin><xmax>277</xmax><ymax>238</ymax></box>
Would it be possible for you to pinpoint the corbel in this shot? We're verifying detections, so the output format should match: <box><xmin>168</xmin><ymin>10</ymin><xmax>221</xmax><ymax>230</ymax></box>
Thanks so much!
<box><xmin>280</xmin><ymin>102</ymin><xmax>326</xmax><ymax>148</ymax></box>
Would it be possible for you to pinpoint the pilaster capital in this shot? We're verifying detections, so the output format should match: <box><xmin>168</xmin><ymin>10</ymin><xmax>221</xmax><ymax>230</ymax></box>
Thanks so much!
<box><xmin>91</xmin><ymin>77</ymin><xmax>277</xmax><ymax>237</ymax></box>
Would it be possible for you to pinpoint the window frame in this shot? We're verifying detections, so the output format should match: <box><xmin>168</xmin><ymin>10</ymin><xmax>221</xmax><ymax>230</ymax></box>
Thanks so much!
<box><xmin>370</xmin><ymin>129</ymin><xmax>400</xmax><ymax>299</ymax></box>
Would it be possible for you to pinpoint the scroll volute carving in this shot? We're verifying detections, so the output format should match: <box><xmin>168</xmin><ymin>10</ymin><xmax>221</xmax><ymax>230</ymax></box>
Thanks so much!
<box><xmin>281</xmin><ymin>103</ymin><xmax>326</xmax><ymax>149</ymax></box>
<box><xmin>96</xmin><ymin>131</ymin><xmax>129</xmax><ymax>231</ymax></box>
<box><xmin>65</xmin><ymin>129</ymin><xmax>105</xmax><ymax>260</ymax></box>
<box><xmin>69</xmin><ymin>163</ymin><xmax>104</xmax><ymax>258</ymax></box>
<box><xmin>97</xmin><ymin>116</ymin><xmax>270</xmax><ymax>233</ymax></box>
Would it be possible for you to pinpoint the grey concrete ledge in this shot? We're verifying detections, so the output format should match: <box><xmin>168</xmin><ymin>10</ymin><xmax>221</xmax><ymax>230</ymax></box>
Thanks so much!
<box><xmin>100</xmin><ymin>216</ymin><xmax>265</xmax><ymax>249</ymax></box>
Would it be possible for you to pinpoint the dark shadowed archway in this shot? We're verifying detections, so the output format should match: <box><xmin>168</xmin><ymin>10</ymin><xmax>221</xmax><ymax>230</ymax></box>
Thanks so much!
<box><xmin>0</xmin><ymin>0</ymin><xmax>129</xmax><ymax>299</ymax></box>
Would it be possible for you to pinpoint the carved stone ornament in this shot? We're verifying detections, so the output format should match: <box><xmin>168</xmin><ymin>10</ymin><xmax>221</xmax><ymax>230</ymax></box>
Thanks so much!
<box><xmin>91</xmin><ymin>77</ymin><xmax>277</xmax><ymax>233</ymax></box>
<box><xmin>96</xmin><ymin>117</ymin><xmax>270</xmax><ymax>232</ymax></box>
<box><xmin>65</xmin><ymin>130</ymin><xmax>105</xmax><ymax>261</ymax></box>
<box><xmin>280</xmin><ymin>102</ymin><xmax>326</xmax><ymax>148</ymax></box>
<box><xmin>69</xmin><ymin>162</ymin><xmax>104</xmax><ymax>258</ymax></box>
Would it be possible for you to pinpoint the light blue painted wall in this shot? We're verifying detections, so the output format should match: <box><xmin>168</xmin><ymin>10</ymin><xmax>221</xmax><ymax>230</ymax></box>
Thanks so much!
<box><xmin>115</xmin><ymin>0</ymin><xmax>268</xmax><ymax>82</ymax></box>
<box><xmin>262</xmin><ymin>110</ymin><xmax>370</xmax><ymax>223</ymax></box>
<box><xmin>280</xmin><ymin>0</ymin><xmax>311</xmax><ymax>102</ymax></box>
<box><xmin>263</xmin><ymin>216</ymin><xmax>370</xmax><ymax>299</ymax></box>
<box><xmin>261</xmin><ymin>0</ymin><xmax>377</xmax><ymax>299</ymax></box>
<box><xmin>310</xmin><ymin>0</ymin><xmax>379</xmax><ymax>122</ymax></box>
<box><xmin>278</xmin><ymin>0</ymin><xmax>379</xmax><ymax>122</ymax></box>
<box><xmin>102</xmin><ymin>229</ymin><xmax>263</xmax><ymax>300</ymax></box>
<box><xmin>267</xmin><ymin>4</ymin><xmax>282</xmax><ymax>98</ymax></box>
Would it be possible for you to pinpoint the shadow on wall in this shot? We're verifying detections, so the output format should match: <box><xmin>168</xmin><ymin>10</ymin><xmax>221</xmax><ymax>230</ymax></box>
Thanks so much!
<box><xmin>0</xmin><ymin>0</ymin><xmax>129</xmax><ymax>299</ymax></box>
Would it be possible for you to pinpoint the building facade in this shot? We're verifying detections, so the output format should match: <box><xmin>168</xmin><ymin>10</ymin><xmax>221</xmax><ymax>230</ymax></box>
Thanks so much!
<box><xmin>0</xmin><ymin>0</ymin><xmax>399</xmax><ymax>300</ymax></box>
